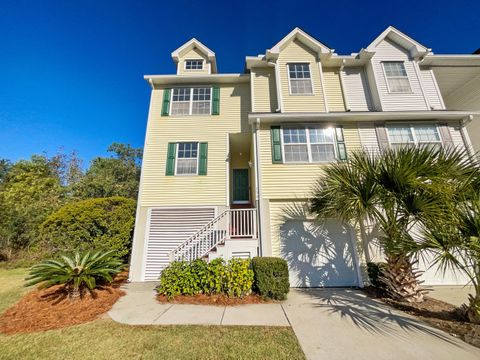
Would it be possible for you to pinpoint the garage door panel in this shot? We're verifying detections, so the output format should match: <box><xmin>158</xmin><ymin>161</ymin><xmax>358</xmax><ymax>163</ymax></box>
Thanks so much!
<box><xmin>280</xmin><ymin>220</ymin><xmax>358</xmax><ymax>287</ymax></box>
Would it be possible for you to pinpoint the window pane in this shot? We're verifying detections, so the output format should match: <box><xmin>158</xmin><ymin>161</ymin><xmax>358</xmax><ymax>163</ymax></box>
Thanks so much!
<box><xmin>176</xmin><ymin>142</ymin><xmax>198</xmax><ymax>175</ymax></box>
<box><xmin>388</xmin><ymin>78</ymin><xmax>411</xmax><ymax>93</ymax></box>
<box><xmin>311</xmin><ymin>144</ymin><xmax>335</xmax><ymax>162</ymax></box>
<box><xmin>171</xmin><ymin>102</ymin><xmax>190</xmax><ymax>115</ymax></box>
<box><xmin>176</xmin><ymin>159</ymin><xmax>197</xmax><ymax>174</ymax></box>
<box><xmin>172</xmin><ymin>88</ymin><xmax>190</xmax><ymax>101</ymax></box>
<box><xmin>414</xmin><ymin>126</ymin><xmax>440</xmax><ymax>142</ymax></box>
<box><xmin>284</xmin><ymin>144</ymin><xmax>308</xmax><ymax>162</ymax></box>
<box><xmin>192</xmin><ymin>101</ymin><xmax>210</xmax><ymax>115</ymax></box>
<box><xmin>288</xmin><ymin>63</ymin><xmax>311</xmax><ymax>79</ymax></box>
<box><xmin>383</xmin><ymin>62</ymin><xmax>407</xmax><ymax>77</ymax></box>
<box><xmin>309</xmin><ymin>127</ymin><xmax>334</xmax><ymax>143</ymax></box>
<box><xmin>388</xmin><ymin>126</ymin><xmax>414</xmax><ymax>143</ymax></box>
<box><xmin>185</xmin><ymin>60</ymin><xmax>203</xmax><ymax>70</ymax></box>
<box><xmin>283</xmin><ymin>128</ymin><xmax>307</xmax><ymax>144</ymax></box>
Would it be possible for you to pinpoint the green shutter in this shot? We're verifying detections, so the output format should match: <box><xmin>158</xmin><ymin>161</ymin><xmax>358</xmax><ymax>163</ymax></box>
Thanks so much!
<box><xmin>165</xmin><ymin>142</ymin><xmax>176</xmax><ymax>175</ymax></box>
<box><xmin>212</xmin><ymin>87</ymin><xmax>220</xmax><ymax>115</ymax></box>
<box><xmin>271</xmin><ymin>126</ymin><xmax>283</xmax><ymax>163</ymax></box>
<box><xmin>198</xmin><ymin>142</ymin><xmax>208</xmax><ymax>175</ymax></box>
<box><xmin>335</xmin><ymin>125</ymin><xmax>347</xmax><ymax>161</ymax></box>
<box><xmin>161</xmin><ymin>89</ymin><xmax>171</xmax><ymax>116</ymax></box>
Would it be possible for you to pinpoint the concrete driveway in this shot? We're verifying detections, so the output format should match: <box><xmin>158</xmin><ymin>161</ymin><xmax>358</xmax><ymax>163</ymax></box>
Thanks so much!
<box><xmin>284</xmin><ymin>289</ymin><xmax>480</xmax><ymax>360</ymax></box>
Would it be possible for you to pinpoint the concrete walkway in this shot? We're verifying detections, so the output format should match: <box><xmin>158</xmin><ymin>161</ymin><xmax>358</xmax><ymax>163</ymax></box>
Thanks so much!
<box><xmin>428</xmin><ymin>285</ymin><xmax>474</xmax><ymax>307</ymax></box>
<box><xmin>109</xmin><ymin>283</ymin><xmax>480</xmax><ymax>360</ymax></box>
<box><xmin>108</xmin><ymin>282</ymin><xmax>289</xmax><ymax>326</ymax></box>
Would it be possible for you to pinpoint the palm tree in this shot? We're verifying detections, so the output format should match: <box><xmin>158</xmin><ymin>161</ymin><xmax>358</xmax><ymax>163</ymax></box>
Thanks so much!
<box><xmin>311</xmin><ymin>146</ymin><xmax>473</xmax><ymax>303</ymax></box>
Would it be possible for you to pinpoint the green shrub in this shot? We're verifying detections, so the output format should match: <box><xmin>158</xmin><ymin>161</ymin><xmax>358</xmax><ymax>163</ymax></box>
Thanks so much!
<box><xmin>157</xmin><ymin>258</ymin><xmax>253</xmax><ymax>299</ymax></box>
<box><xmin>40</xmin><ymin>197</ymin><xmax>136</xmax><ymax>259</ymax></box>
<box><xmin>251</xmin><ymin>257</ymin><xmax>289</xmax><ymax>300</ymax></box>
<box><xmin>25</xmin><ymin>250</ymin><xmax>124</xmax><ymax>298</ymax></box>
<box><xmin>367</xmin><ymin>262</ymin><xmax>387</xmax><ymax>289</ymax></box>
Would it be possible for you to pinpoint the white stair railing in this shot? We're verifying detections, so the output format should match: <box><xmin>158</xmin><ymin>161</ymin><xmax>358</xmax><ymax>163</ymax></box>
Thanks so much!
<box><xmin>169</xmin><ymin>208</ymin><xmax>257</xmax><ymax>262</ymax></box>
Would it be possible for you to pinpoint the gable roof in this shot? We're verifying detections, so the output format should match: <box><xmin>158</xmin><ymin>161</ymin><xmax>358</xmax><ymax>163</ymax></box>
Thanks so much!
<box><xmin>366</xmin><ymin>26</ymin><xmax>430</xmax><ymax>58</ymax></box>
<box><xmin>266</xmin><ymin>27</ymin><xmax>333</xmax><ymax>59</ymax></box>
<box><xmin>171</xmin><ymin>38</ymin><xmax>217</xmax><ymax>72</ymax></box>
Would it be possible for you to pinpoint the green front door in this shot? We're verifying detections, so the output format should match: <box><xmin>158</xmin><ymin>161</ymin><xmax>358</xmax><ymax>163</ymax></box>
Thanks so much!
<box><xmin>233</xmin><ymin>169</ymin><xmax>250</xmax><ymax>203</ymax></box>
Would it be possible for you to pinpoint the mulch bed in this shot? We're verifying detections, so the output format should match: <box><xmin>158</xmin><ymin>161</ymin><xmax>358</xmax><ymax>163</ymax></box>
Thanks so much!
<box><xmin>363</xmin><ymin>286</ymin><xmax>480</xmax><ymax>348</ymax></box>
<box><xmin>157</xmin><ymin>293</ymin><xmax>271</xmax><ymax>306</ymax></box>
<box><xmin>0</xmin><ymin>273</ymin><xmax>127</xmax><ymax>335</ymax></box>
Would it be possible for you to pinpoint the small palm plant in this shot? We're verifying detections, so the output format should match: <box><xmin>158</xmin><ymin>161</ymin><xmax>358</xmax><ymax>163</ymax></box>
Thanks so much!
<box><xmin>25</xmin><ymin>250</ymin><xmax>124</xmax><ymax>298</ymax></box>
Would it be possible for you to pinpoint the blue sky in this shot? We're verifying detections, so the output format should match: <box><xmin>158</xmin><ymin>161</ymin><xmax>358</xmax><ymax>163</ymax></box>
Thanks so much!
<box><xmin>1</xmin><ymin>0</ymin><xmax>479</xmax><ymax>166</ymax></box>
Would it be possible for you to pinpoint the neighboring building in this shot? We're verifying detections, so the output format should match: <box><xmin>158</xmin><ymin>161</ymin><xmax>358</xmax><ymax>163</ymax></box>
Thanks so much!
<box><xmin>129</xmin><ymin>27</ymin><xmax>479</xmax><ymax>286</ymax></box>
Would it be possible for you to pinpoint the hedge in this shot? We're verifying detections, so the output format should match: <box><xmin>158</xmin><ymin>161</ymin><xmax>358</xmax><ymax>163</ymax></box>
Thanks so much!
<box><xmin>40</xmin><ymin>196</ymin><xmax>136</xmax><ymax>259</ymax></box>
<box><xmin>251</xmin><ymin>257</ymin><xmax>289</xmax><ymax>300</ymax></box>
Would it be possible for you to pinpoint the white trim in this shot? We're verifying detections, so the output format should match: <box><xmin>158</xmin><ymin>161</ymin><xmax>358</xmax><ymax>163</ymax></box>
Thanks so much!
<box><xmin>274</xmin><ymin>61</ymin><xmax>284</xmax><ymax>111</ymax></box>
<box><xmin>225</xmin><ymin>134</ymin><xmax>230</xmax><ymax>206</ymax></box>
<box><xmin>286</xmin><ymin>63</ymin><xmax>315</xmax><ymax>96</ymax></box>
<box><xmin>317</xmin><ymin>60</ymin><xmax>329</xmax><ymax>112</ymax></box>
<box><xmin>366</xmin><ymin>26</ymin><xmax>429</xmax><ymax>58</ymax></box>
<box><xmin>381</xmin><ymin>61</ymin><xmax>413</xmax><ymax>94</ymax></box>
<box><xmin>412</xmin><ymin>61</ymin><xmax>430</xmax><ymax>110</ymax></box>
<box><xmin>338</xmin><ymin>64</ymin><xmax>349</xmax><ymax>111</ymax></box>
<box><xmin>184</xmin><ymin>59</ymin><xmax>204</xmax><ymax>71</ymax></box>
<box><xmin>348</xmin><ymin>224</ymin><xmax>364</xmax><ymax>288</ymax></box>
<box><xmin>174</xmin><ymin>142</ymin><xmax>200</xmax><ymax>176</ymax></box>
<box><xmin>268</xmin><ymin>27</ymin><xmax>332</xmax><ymax>57</ymax></box>
<box><xmin>140</xmin><ymin>207</ymin><xmax>153</xmax><ymax>282</ymax></box>
<box><xmin>250</xmin><ymin>71</ymin><xmax>255</xmax><ymax>112</ymax></box>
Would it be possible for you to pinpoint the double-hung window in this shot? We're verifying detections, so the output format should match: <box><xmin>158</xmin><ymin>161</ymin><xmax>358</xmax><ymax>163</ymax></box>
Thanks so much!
<box><xmin>171</xmin><ymin>87</ymin><xmax>211</xmax><ymax>115</ymax></box>
<box><xmin>382</xmin><ymin>62</ymin><xmax>411</xmax><ymax>93</ymax></box>
<box><xmin>282</xmin><ymin>126</ymin><xmax>336</xmax><ymax>163</ymax></box>
<box><xmin>185</xmin><ymin>59</ymin><xmax>203</xmax><ymax>70</ymax></box>
<box><xmin>176</xmin><ymin>142</ymin><xmax>198</xmax><ymax>175</ymax></box>
<box><xmin>387</xmin><ymin>125</ymin><xmax>442</xmax><ymax>150</ymax></box>
<box><xmin>288</xmin><ymin>63</ymin><xmax>313</xmax><ymax>95</ymax></box>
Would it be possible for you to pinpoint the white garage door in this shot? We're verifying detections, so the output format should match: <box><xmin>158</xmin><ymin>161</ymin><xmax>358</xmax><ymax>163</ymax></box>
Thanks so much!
<box><xmin>280</xmin><ymin>220</ymin><xmax>359</xmax><ymax>287</ymax></box>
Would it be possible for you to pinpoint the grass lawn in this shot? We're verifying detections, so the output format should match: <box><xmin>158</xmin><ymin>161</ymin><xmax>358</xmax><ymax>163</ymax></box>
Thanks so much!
<box><xmin>0</xmin><ymin>268</ymin><xmax>305</xmax><ymax>360</ymax></box>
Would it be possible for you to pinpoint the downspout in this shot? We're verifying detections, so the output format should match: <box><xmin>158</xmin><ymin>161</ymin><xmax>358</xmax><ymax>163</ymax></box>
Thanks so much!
<box><xmin>253</xmin><ymin>118</ymin><xmax>263</xmax><ymax>256</ymax></box>
<box><xmin>270</xmin><ymin>60</ymin><xmax>283</xmax><ymax>112</ymax></box>
<box><xmin>338</xmin><ymin>59</ymin><xmax>350</xmax><ymax>111</ymax></box>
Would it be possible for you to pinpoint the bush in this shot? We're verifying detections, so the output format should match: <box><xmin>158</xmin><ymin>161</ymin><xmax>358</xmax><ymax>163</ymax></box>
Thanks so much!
<box><xmin>251</xmin><ymin>257</ymin><xmax>289</xmax><ymax>300</ymax></box>
<box><xmin>40</xmin><ymin>197</ymin><xmax>136</xmax><ymax>259</ymax></box>
<box><xmin>157</xmin><ymin>258</ymin><xmax>254</xmax><ymax>299</ymax></box>
<box><xmin>25</xmin><ymin>250</ymin><xmax>124</xmax><ymax>298</ymax></box>
<box><xmin>367</xmin><ymin>262</ymin><xmax>387</xmax><ymax>289</ymax></box>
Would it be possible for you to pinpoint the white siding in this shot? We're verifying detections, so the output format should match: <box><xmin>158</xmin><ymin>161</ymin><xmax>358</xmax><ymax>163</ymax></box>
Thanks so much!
<box><xmin>371</xmin><ymin>39</ymin><xmax>428</xmax><ymax>111</ymax></box>
<box><xmin>144</xmin><ymin>207</ymin><xmax>215</xmax><ymax>280</ymax></box>
<box><xmin>358</xmin><ymin>122</ymin><xmax>380</xmax><ymax>153</ymax></box>
<box><xmin>343</xmin><ymin>67</ymin><xmax>373</xmax><ymax>111</ymax></box>
<box><xmin>420</xmin><ymin>68</ymin><xmax>445</xmax><ymax>110</ymax></box>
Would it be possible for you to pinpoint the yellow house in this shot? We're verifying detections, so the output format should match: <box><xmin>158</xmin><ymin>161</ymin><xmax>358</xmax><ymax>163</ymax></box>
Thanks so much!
<box><xmin>129</xmin><ymin>27</ymin><xmax>478</xmax><ymax>287</ymax></box>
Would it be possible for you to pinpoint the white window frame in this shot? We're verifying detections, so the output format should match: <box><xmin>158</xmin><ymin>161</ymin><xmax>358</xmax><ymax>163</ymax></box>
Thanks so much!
<box><xmin>386</xmin><ymin>124</ymin><xmax>443</xmax><ymax>149</ymax></box>
<box><xmin>169</xmin><ymin>87</ymin><xmax>213</xmax><ymax>116</ymax></box>
<box><xmin>174</xmin><ymin>141</ymin><xmax>200</xmax><ymax>176</ymax></box>
<box><xmin>184</xmin><ymin>59</ymin><xmax>204</xmax><ymax>70</ymax></box>
<box><xmin>381</xmin><ymin>61</ymin><xmax>412</xmax><ymax>94</ymax></box>
<box><xmin>280</xmin><ymin>125</ymin><xmax>337</xmax><ymax>164</ymax></box>
<box><xmin>286</xmin><ymin>63</ymin><xmax>315</xmax><ymax>96</ymax></box>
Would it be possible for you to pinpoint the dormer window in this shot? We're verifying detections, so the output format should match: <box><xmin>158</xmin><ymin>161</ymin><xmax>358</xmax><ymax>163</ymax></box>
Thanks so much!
<box><xmin>382</xmin><ymin>62</ymin><xmax>412</xmax><ymax>93</ymax></box>
<box><xmin>288</xmin><ymin>63</ymin><xmax>313</xmax><ymax>95</ymax></box>
<box><xmin>185</xmin><ymin>59</ymin><xmax>204</xmax><ymax>70</ymax></box>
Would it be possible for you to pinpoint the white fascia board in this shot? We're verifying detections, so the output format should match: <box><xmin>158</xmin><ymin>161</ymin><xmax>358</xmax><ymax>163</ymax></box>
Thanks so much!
<box><xmin>267</xmin><ymin>27</ymin><xmax>333</xmax><ymax>58</ymax></box>
<box><xmin>365</xmin><ymin>26</ymin><xmax>430</xmax><ymax>58</ymax></box>
<box><xmin>422</xmin><ymin>55</ymin><xmax>480</xmax><ymax>66</ymax></box>
<box><xmin>248</xmin><ymin>110</ymin><xmax>480</xmax><ymax>124</ymax></box>
<box><xmin>144</xmin><ymin>74</ymin><xmax>250</xmax><ymax>86</ymax></box>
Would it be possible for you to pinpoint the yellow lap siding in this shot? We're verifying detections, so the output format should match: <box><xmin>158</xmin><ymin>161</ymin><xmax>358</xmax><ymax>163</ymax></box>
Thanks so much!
<box><xmin>258</xmin><ymin>123</ymin><xmax>361</xmax><ymax>200</ymax></box>
<box><xmin>323</xmin><ymin>67</ymin><xmax>346</xmax><ymax>112</ymax></box>
<box><xmin>252</xmin><ymin>67</ymin><xmax>277</xmax><ymax>112</ymax></box>
<box><xmin>139</xmin><ymin>84</ymin><xmax>251</xmax><ymax>207</ymax></box>
<box><xmin>177</xmin><ymin>48</ymin><xmax>210</xmax><ymax>75</ymax></box>
<box><xmin>278</xmin><ymin>39</ymin><xmax>326</xmax><ymax>112</ymax></box>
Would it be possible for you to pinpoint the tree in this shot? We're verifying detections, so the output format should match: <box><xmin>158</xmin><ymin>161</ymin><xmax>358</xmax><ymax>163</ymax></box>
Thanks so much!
<box><xmin>311</xmin><ymin>147</ymin><xmax>473</xmax><ymax>303</ymax></box>
<box><xmin>40</xmin><ymin>197</ymin><xmax>136</xmax><ymax>259</ymax></box>
<box><xmin>0</xmin><ymin>155</ymin><xmax>65</xmax><ymax>258</ymax></box>
<box><xmin>73</xmin><ymin>143</ymin><xmax>142</xmax><ymax>199</ymax></box>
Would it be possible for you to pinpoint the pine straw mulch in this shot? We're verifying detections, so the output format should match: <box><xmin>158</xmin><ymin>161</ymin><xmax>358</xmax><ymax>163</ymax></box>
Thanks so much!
<box><xmin>363</xmin><ymin>286</ymin><xmax>480</xmax><ymax>348</ymax></box>
<box><xmin>0</xmin><ymin>272</ymin><xmax>128</xmax><ymax>335</ymax></box>
<box><xmin>157</xmin><ymin>293</ymin><xmax>272</xmax><ymax>306</ymax></box>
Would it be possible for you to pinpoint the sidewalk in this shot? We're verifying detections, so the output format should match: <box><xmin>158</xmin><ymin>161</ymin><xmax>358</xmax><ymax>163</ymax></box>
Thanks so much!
<box><xmin>108</xmin><ymin>282</ymin><xmax>289</xmax><ymax>326</ymax></box>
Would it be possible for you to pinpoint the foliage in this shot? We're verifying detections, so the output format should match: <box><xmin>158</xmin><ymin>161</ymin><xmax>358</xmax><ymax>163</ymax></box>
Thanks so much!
<box><xmin>25</xmin><ymin>250</ymin><xmax>124</xmax><ymax>298</ymax></box>
<box><xmin>157</xmin><ymin>258</ymin><xmax>254</xmax><ymax>299</ymax></box>
<box><xmin>73</xmin><ymin>143</ymin><xmax>142</xmax><ymax>200</ymax></box>
<box><xmin>40</xmin><ymin>197</ymin><xmax>136</xmax><ymax>259</ymax></box>
<box><xmin>251</xmin><ymin>257</ymin><xmax>290</xmax><ymax>300</ymax></box>
<box><xmin>310</xmin><ymin>147</ymin><xmax>475</xmax><ymax>303</ymax></box>
<box><xmin>366</xmin><ymin>262</ymin><xmax>387</xmax><ymax>290</ymax></box>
